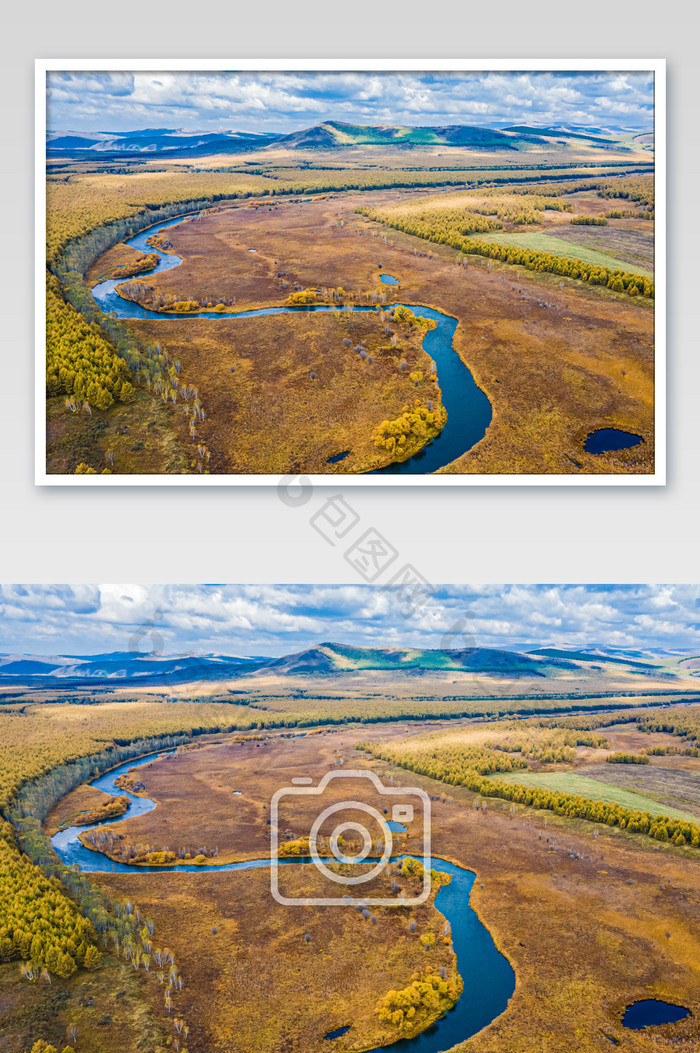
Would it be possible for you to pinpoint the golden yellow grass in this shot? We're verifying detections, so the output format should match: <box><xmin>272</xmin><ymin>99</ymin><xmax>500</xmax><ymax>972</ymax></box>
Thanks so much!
<box><xmin>98</xmin><ymin>865</ymin><xmax>457</xmax><ymax>1053</ymax></box>
<box><xmin>43</xmin><ymin>783</ymin><xmax>125</xmax><ymax>836</ymax></box>
<box><xmin>46</xmin><ymin>387</ymin><xmax>195</xmax><ymax>475</ymax></box>
<box><xmin>0</xmin><ymin>956</ymin><xmax>167</xmax><ymax>1053</ymax></box>
<box><xmin>52</xmin><ymin>728</ymin><xmax>700</xmax><ymax>1053</ymax></box>
<box><xmin>125</xmin><ymin>191</ymin><xmax>654</xmax><ymax>474</ymax></box>
<box><xmin>85</xmin><ymin>242</ymin><xmax>159</xmax><ymax>284</ymax></box>
<box><xmin>129</xmin><ymin>310</ymin><xmax>441</xmax><ymax>474</ymax></box>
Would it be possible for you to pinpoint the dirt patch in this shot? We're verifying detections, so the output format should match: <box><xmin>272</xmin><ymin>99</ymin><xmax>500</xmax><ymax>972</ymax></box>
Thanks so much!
<box><xmin>594</xmin><ymin>726</ymin><xmax>681</xmax><ymax>752</ymax></box>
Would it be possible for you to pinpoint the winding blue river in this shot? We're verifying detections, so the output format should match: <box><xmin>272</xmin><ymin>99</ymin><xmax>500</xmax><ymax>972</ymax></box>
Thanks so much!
<box><xmin>91</xmin><ymin>215</ymin><xmax>492</xmax><ymax>474</ymax></box>
<box><xmin>51</xmin><ymin>750</ymin><xmax>514</xmax><ymax>1052</ymax></box>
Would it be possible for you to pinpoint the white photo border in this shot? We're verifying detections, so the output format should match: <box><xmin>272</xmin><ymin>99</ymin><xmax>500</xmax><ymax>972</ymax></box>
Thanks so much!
<box><xmin>35</xmin><ymin>58</ymin><xmax>666</xmax><ymax>487</ymax></box>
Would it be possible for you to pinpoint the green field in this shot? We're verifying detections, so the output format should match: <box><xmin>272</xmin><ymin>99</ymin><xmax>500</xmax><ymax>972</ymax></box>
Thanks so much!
<box><xmin>494</xmin><ymin>770</ymin><xmax>698</xmax><ymax>821</ymax></box>
<box><xmin>468</xmin><ymin>230</ymin><xmax>654</xmax><ymax>278</ymax></box>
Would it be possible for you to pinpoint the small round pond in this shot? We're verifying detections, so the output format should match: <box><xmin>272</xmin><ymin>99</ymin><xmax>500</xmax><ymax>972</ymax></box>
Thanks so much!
<box><xmin>584</xmin><ymin>428</ymin><xmax>644</xmax><ymax>454</ymax></box>
<box><xmin>379</xmin><ymin>273</ymin><xmax>400</xmax><ymax>285</ymax></box>
<box><xmin>622</xmin><ymin>1000</ymin><xmax>691</xmax><ymax>1030</ymax></box>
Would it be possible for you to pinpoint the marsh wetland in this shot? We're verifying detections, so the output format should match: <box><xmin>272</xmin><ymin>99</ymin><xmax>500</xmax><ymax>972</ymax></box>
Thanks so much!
<box><xmin>47</xmin><ymin>126</ymin><xmax>656</xmax><ymax>477</ymax></box>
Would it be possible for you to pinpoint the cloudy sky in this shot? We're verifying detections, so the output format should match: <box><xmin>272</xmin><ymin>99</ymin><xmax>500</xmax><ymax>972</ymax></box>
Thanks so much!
<box><xmin>0</xmin><ymin>585</ymin><xmax>697</xmax><ymax>657</ymax></box>
<box><xmin>46</xmin><ymin>70</ymin><xmax>655</xmax><ymax>135</ymax></box>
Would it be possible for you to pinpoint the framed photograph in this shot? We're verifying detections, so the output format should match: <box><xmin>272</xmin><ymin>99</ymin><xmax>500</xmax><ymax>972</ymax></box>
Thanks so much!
<box><xmin>2</xmin><ymin>582</ymin><xmax>699</xmax><ymax>1052</ymax></box>
<box><xmin>37</xmin><ymin>60</ymin><xmax>665</xmax><ymax>484</ymax></box>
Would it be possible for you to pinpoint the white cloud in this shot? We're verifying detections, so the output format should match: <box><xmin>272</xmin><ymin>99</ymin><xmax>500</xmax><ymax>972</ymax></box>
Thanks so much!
<box><xmin>46</xmin><ymin>70</ymin><xmax>655</xmax><ymax>135</ymax></box>
<box><xmin>0</xmin><ymin>585</ymin><xmax>697</xmax><ymax>657</ymax></box>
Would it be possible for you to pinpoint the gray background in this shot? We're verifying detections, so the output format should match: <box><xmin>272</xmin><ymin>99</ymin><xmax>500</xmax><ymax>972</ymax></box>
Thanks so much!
<box><xmin>2</xmin><ymin>1</ymin><xmax>697</xmax><ymax>585</ymax></box>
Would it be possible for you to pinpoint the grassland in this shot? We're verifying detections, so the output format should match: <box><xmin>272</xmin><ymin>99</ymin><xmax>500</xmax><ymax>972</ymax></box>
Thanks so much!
<box><xmin>494</xmin><ymin>770</ymin><xmax>698</xmax><ymax>821</ymax></box>
<box><xmin>361</xmin><ymin>181</ymin><xmax>654</xmax><ymax>292</ymax></box>
<box><xmin>97</xmin><ymin>862</ymin><xmax>460</xmax><ymax>1053</ymax></box>
<box><xmin>46</xmin><ymin>386</ymin><xmax>194</xmax><ymax>475</ymax></box>
<box><xmin>46</xmin><ymin>144</ymin><xmax>656</xmax><ymax>475</ymax></box>
<box><xmin>128</xmin><ymin>308</ymin><xmax>442</xmax><ymax>474</ymax></box>
<box><xmin>43</xmin><ymin>784</ymin><xmax>131</xmax><ymax>836</ymax></box>
<box><xmin>113</xmin><ymin>190</ymin><xmax>654</xmax><ymax>475</ymax></box>
<box><xmin>1</xmin><ymin>680</ymin><xmax>699</xmax><ymax>1052</ymax></box>
<box><xmin>580</xmin><ymin>763</ymin><xmax>700</xmax><ymax>820</ymax></box>
<box><xmin>466</xmin><ymin>230</ymin><xmax>654</xmax><ymax>277</ymax></box>
<box><xmin>360</xmin><ymin>714</ymin><xmax>700</xmax><ymax>843</ymax></box>
<box><xmin>0</xmin><ymin>955</ymin><xmax>166</xmax><ymax>1053</ymax></box>
<box><xmin>540</xmin><ymin>223</ymin><xmax>654</xmax><ymax>273</ymax></box>
<box><xmin>43</xmin><ymin>722</ymin><xmax>700</xmax><ymax>1053</ymax></box>
<box><xmin>88</xmin><ymin>244</ymin><xmax>161</xmax><ymax>283</ymax></box>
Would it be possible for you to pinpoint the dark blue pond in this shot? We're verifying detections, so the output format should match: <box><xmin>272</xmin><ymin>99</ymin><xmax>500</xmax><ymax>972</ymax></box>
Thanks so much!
<box><xmin>327</xmin><ymin>451</ymin><xmax>350</xmax><ymax>464</ymax></box>
<box><xmin>325</xmin><ymin>1025</ymin><xmax>351</xmax><ymax>1040</ymax></box>
<box><xmin>51</xmin><ymin>751</ymin><xmax>515</xmax><ymax>1053</ymax></box>
<box><xmin>622</xmin><ymin>1000</ymin><xmax>691</xmax><ymax>1029</ymax></box>
<box><xmin>90</xmin><ymin>214</ymin><xmax>492</xmax><ymax>475</ymax></box>
<box><xmin>584</xmin><ymin>428</ymin><xmax>644</xmax><ymax>454</ymax></box>
<box><xmin>379</xmin><ymin>273</ymin><xmax>400</xmax><ymax>285</ymax></box>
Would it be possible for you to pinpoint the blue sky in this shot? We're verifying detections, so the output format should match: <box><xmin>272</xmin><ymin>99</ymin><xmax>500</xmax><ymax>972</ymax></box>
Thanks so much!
<box><xmin>0</xmin><ymin>585</ymin><xmax>696</xmax><ymax>657</ymax></box>
<box><xmin>46</xmin><ymin>70</ymin><xmax>655</xmax><ymax>135</ymax></box>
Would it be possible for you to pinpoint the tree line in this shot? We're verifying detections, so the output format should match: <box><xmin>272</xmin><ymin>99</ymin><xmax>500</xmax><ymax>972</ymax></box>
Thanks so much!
<box><xmin>0</xmin><ymin>820</ymin><xmax>101</xmax><ymax>978</ymax></box>
<box><xmin>360</xmin><ymin>711</ymin><xmax>699</xmax><ymax>849</ymax></box>
<box><xmin>605</xmin><ymin>752</ymin><xmax>650</xmax><ymax>764</ymax></box>
<box><xmin>359</xmin><ymin>207</ymin><xmax>653</xmax><ymax>298</ymax></box>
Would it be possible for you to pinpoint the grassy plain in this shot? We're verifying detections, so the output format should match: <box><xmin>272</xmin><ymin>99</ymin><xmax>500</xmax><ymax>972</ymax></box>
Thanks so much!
<box><xmin>49</xmin><ymin>725</ymin><xmax>700</xmax><ymax>1053</ymax></box>
<box><xmin>0</xmin><ymin>956</ymin><xmax>166</xmax><ymax>1053</ymax></box>
<box><xmin>427</xmin><ymin>186</ymin><xmax>654</xmax><ymax>274</ymax></box>
<box><xmin>580</xmin><ymin>763</ymin><xmax>700</xmax><ymax>819</ymax></box>
<box><xmin>540</xmin><ymin>223</ymin><xmax>654</xmax><ymax>272</ymax></box>
<box><xmin>98</xmin><ymin>863</ymin><xmax>459</xmax><ymax>1053</ymax></box>
<box><xmin>468</xmin><ymin>230</ymin><xmax>653</xmax><ymax>277</ymax></box>
<box><xmin>46</xmin><ymin>388</ymin><xmax>194</xmax><ymax>475</ymax></box>
<box><xmin>125</xmin><ymin>190</ymin><xmax>654</xmax><ymax>474</ymax></box>
<box><xmin>46</xmin><ymin>143</ymin><xmax>657</xmax><ymax>475</ymax></box>
<box><xmin>494</xmin><ymin>770</ymin><xmax>699</xmax><ymax>821</ymax></box>
<box><xmin>129</xmin><ymin>308</ymin><xmax>441</xmax><ymax>474</ymax></box>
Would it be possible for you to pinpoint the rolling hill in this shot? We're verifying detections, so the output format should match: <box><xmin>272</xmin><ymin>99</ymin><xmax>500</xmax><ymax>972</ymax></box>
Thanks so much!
<box><xmin>45</xmin><ymin>119</ymin><xmax>641</xmax><ymax>158</ymax></box>
<box><xmin>271</xmin><ymin>120</ymin><xmax>543</xmax><ymax>151</ymax></box>
<box><xmin>0</xmin><ymin>641</ymin><xmax>688</xmax><ymax>688</ymax></box>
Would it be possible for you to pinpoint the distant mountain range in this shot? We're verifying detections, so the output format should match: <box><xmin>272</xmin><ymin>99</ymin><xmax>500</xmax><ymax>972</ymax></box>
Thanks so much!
<box><xmin>0</xmin><ymin>642</ymin><xmax>686</xmax><ymax>687</ymax></box>
<box><xmin>45</xmin><ymin>120</ymin><xmax>639</xmax><ymax>158</ymax></box>
<box><xmin>46</xmin><ymin>128</ymin><xmax>278</xmax><ymax>156</ymax></box>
